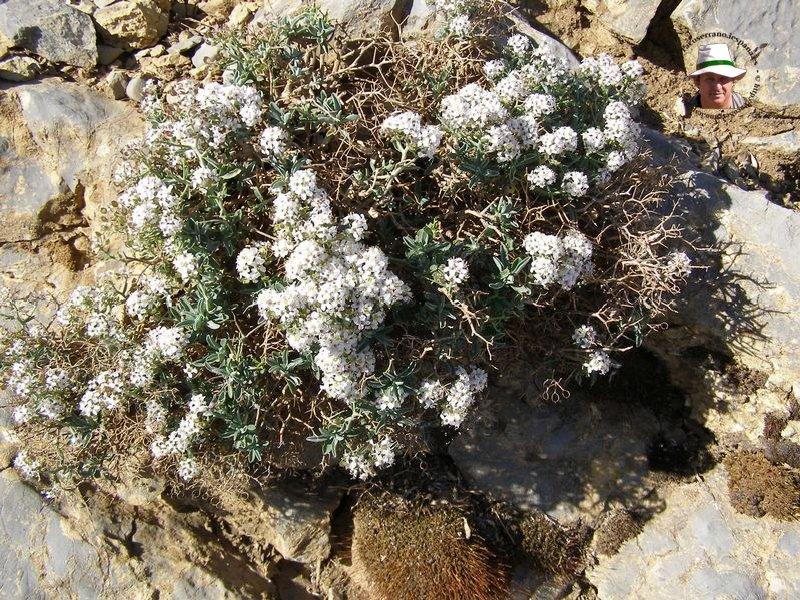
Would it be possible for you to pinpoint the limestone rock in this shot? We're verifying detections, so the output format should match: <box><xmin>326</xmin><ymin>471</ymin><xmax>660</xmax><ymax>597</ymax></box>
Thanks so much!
<box><xmin>192</xmin><ymin>42</ymin><xmax>220</xmax><ymax>68</ymax></box>
<box><xmin>450</xmin><ymin>386</ymin><xmax>661</xmax><ymax>521</ymax></box>
<box><xmin>104</xmin><ymin>70</ymin><xmax>129</xmax><ymax>99</ymax></box>
<box><xmin>400</xmin><ymin>0</ymin><xmax>435</xmax><ymax>35</ymax></box>
<box><xmin>742</xmin><ymin>130</ymin><xmax>800</xmax><ymax>154</ymax></box>
<box><xmin>259</xmin><ymin>0</ymin><xmax>405</xmax><ymax>36</ymax></box>
<box><xmin>671</xmin><ymin>0</ymin><xmax>800</xmax><ymax>108</ymax></box>
<box><xmin>670</xmin><ymin>171</ymin><xmax>800</xmax><ymax>383</ymax></box>
<box><xmin>250</xmin><ymin>484</ymin><xmax>341</xmax><ymax>564</ymax></box>
<box><xmin>126</xmin><ymin>74</ymin><xmax>147</xmax><ymax>100</ymax></box>
<box><xmin>0</xmin><ymin>81</ymin><xmax>142</xmax><ymax>246</ymax></box>
<box><xmin>0</xmin><ymin>0</ymin><xmax>98</xmax><ymax>68</ymax></box>
<box><xmin>594</xmin><ymin>0</ymin><xmax>661</xmax><ymax>44</ymax></box>
<box><xmin>94</xmin><ymin>0</ymin><xmax>171</xmax><ymax>50</ymax></box>
<box><xmin>0</xmin><ymin>56</ymin><xmax>39</xmax><ymax>82</ymax></box>
<box><xmin>589</xmin><ymin>465</ymin><xmax>800</xmax><ymax>598</ymax></box>
<box><xmin>504</xmin><ymin>6</ymin><xmax>581</xmax><ymax>70</ymax></box>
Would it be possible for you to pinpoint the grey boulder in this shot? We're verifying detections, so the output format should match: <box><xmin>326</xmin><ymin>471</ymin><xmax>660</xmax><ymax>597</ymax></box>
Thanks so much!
<box><xmin>0</xmin><ymin>0</ymin><xmax>98</xmax><ymax>68</ymax></box>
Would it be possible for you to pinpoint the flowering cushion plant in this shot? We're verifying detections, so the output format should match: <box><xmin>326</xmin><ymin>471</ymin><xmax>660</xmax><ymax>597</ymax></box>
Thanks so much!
<box><xmin>1</xmin><ymin>4</ymin><xmax>691</xmax><ymax>492</ymax></box>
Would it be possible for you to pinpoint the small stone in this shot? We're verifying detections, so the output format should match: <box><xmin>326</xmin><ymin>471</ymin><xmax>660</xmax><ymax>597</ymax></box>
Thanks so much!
<box><xmin>125</xmin><ymin>75</ymin><xmax>145</xmax><ymax>101</ymax></box>
<box><xmin>674</xmin><ymin>96</ymin><xmax>689</xmax><ymax>117</ymax></box>
<box><xmin>0</xmin><ymin>55</ymin><xmax>39</xmax><ymax>82</ymax></box>
<box><xmin>227</xmin><ymin>3</ymin><xmax>252</xmax><ymax>27</ymax></box>
<box><xmin>104</xmin><ymin>70</ymin><xmax>128</xmax><ymax>99</ymax></box>
<box><xmin>139</xmin><ymin>52</ymin><xmax>191</xmax><ymax>81</ymax></box>
<box><xmin>97</xmin><ymin>44</ymin><xmax>124</xmax><ymax>66</ymax></box>
<box><xmin>93</xmin><ymin>0</ymin><xmax>119</xmax><ymax>7</ymax></box>
<box><xmin>191</xmin><ymin>42</ymin><xmax>218</xmax><ymax>68</ymax></box>
<box><xmin>169</xmin><ymin>35</ymin><xmax>202</xmax><ymax>55</ymax></box>
<box><xmin>149</xmin><ymin>44</ymin><xmax>165</xmax><ymax>57</ymax></box>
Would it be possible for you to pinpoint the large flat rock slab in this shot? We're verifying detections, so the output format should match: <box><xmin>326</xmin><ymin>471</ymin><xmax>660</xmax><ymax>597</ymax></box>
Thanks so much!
<box><xmin>589</xmin><ymin>465</ymin><xmax>800</xmax><ymax>599</ymax></box>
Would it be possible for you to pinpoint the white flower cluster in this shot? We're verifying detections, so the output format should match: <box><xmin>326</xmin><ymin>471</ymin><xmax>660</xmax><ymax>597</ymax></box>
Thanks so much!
<box><xmin>603</xmin><ymin>101</ymin><xmax>640</xmax><ymax>162</ymax></box>
<box><xmin>579</xmin><ymin>54</ymin><xmax>645</xmax><ymax>102</ymax></box>
<box><xmin>417</xmin><ymin>365</ymin><xmax>487</xmax><ymax>428</ymax></box>
<box><xmin>79</xmin><ymin>370</ymin><xmax>124</xmax><ymax>417</ymax></box>
<box><xmin>523</xmin><ymin>229</ymin><xmax>593</xmax><ymax>290</ymax></box>
<box><xmin>571</xmin><ymin>323</ymin><xmax>612</xmax><ymax>375</ymax></box>
<box><xmin>125</xmin><ymin>273</ymin><xmax>174</xmax><ymax>320</ymax></box>
<box><xmin>440</xmin><ymin>83</ymin><xmax>508</xmax><ymax>132</ymax></box>
<box><xmin>571</xmin><ymin>324</ymin><xmax>597</xmax><ymax>349</ymax></box>
<box><xmin>438</xmin><ymin>257</ymin><xmax>470</xmax><ymax>288</ymax></box>
<box><xmin>428</xmin><ymin>0</ymin><xmax>476</xmax><ymax>36</ymax></box>
<box><xmin>258</xmin><ymin>126</ymin><xmax>289</xmax><ymax>161</ymax></box>
<box><xmin>342</xmin><ymin>435</ymin><xmax>396</xmax><ymax>480</ymax></box>
<box><xmin>539</xmin><ymin>126</ymin><xmax>578</xmax><ymax>157</ymax></box>
<box><xmin>256</xmin><ymin>168</ymin><xmax>411</xmax><ymax>401</ymax></box>
<box><xmin>56</xmin><ymin>283</ymin><xmax>123</xmax><ymax>342</ymax></box>
<box><xmin>381</xmin><ymin>111</ymin><xmax>444</xmax><ymax>159</ymax></box>
<box><xmin>584</xmin><ymin>350</ymin><xmax>612</xmax><ymax>375</ymax></box>
<box><xmin>505</xmin><ymin>34</ymin><xmax>531</xmax><ymax>57</ymax></box>
<box><xmin>13</xmin><ymin>451</ymin><xmax>40</xmax><ymax>480</ymax></box>
<box><xmin>151</xmin><ymin>393</ymin><xmax>212</xmax><ymax>459</ymax></box>
<box><xmin>236</xmin><ymin>243</ymin><xmax>269</xmax><ymax>283</ymax></box>
<box><xmin>117</xmin><ymin>175</ymin><xmax>182</xmax><ymax>244</ymax></box>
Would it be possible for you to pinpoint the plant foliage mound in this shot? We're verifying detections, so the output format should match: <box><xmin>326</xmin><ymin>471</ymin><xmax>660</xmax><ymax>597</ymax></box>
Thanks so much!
<box><xmin>2</xmin><ymin>3</ymin><xmax>692</xmax><ymax>493</ymax></box>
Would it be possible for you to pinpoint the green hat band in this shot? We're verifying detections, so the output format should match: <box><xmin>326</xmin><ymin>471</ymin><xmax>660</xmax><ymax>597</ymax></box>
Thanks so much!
<box><xmin>698</xmin><ymin>59</ymin><xmax>736</xmax><ymax>69</ymax></box>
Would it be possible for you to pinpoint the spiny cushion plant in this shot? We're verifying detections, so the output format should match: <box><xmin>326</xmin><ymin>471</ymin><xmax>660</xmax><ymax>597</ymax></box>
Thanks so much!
<box><xmin>350</xmin><ymin>492</ymin><xmax>509</xmax><ymax>600</ymax></box>
<box><xmin>2</xmin><ymin>3</ymin><xmax>692</xmax><ymax>494</ymax></box>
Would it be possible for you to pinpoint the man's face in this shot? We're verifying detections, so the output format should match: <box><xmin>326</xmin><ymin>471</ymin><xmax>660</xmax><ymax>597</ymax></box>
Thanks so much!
<box><xmin>694</xmin><ymin>73</ymin><xmax>735</xmax><ymax>109</ymax></box>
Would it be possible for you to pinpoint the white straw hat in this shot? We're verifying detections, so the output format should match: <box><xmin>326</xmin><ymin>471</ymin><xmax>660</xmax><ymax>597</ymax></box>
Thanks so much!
<box><xmin>689</xmin><ymin>43</ymin><xmax>746</xmax><ymax>79</ymax></box>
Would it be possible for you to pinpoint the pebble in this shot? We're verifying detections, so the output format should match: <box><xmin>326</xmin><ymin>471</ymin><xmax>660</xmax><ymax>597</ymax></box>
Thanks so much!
<box><xmin>191</xmin><ymin>42</ymin><xmax>219</xmax><ymax>68</ymax></box>
<box><xmin>104</xmin><ymin>70</ymin><xmax>128</xmax><ymax>100</ymax></box>
<box><xmin>125</xmin><ymin>75</ymin><xmax>145</xmax><ymax>102</ymax></box>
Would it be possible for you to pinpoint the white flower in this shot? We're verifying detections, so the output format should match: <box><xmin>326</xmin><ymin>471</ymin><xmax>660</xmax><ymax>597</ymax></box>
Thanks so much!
<box><xmin>418</xmin><ymin>379</ymin><xmax>446</xmax><ymax>409</ymax></box>
<box><xmin>342</xmin><ymin>450</ymin><xmax>375</xmax><ymax>480</ymax></box>
<box><xmin>584</xmin><ymin>350</ymin><xmax>612</xmax><ymax>375</ymax></box>
<box><xmin>172</xmin><ymin>252</ymin><xmax>199</xmax><ymax>282</ymax></box>
<box><xmin>126</xmin><ymin>289</ymin><xmax>156</xmax><ymax>320</ymax></box>
<box><xmin>448</xmin><ymin>14</ymin><xmax>471</xmax><ymax>36</ymax></box>
<box><xmin>561</xmin><ymin>171</ymin><xmax>589</xmax><ymax>198</ymax></box>
<box><xmin>440</xmin><ymin>83</ymin><xmax>508</xmax><ymax>131</ymax></box>
<box><xmin>13</xmin><ymin>451</ymin><xmax>39</xmax><ymax>480</ymax></box>
<box><xmin>527</xmin><ymin>165</ymin><xmax>557</xmax><ymax>189</ymax></box>
<box><xmin>371</xmin><ymin>436</ymin><xmax>395</xmax><ymax>469</ymax></box>
<box><xmin>177</xmin><ymin>457</ymin><xmax>198</xmax><ymax>481</ymax></box>
<box><xmin>495</xmin><ymin>71</ymin><xmax>529</xmax><ymax>103</ymax></box>
<box><xmin>259</xmin><ymin>126</ymin><xmax>288</xmax><ymax>159</ymax></box>
<box><xmin>190</xmin><ymin>166</ymin><xmax>214</xmax><ymax>191</ymax></box>
<box><xmin>483</xmin><ymin>59</ymin><xmax>506</xmax><ymax>80</ymax></box>
<box><xmin>523</xmin><ymin>93</ymin><xmax>556</xmax><ymax>118</ymax></box>
<box><xmin>538</xmin><ymin>126</ymin><xmax>578</xmax><ymax>156</ymax></box>
<box><xmin>507</xmin><ymin>115</ymin><xmax>539</xmax><ymax>148</ymax></box>
<box><xmin>440</xmin><ymin>257</ymin><xmax>470</xmax><ymax>287</ymax></box>
<box><xmin>485</xmin><ymin>124</ymin><xmax>520</xmax><ymax>162</ymax></box>
<box><xmin>381</xmin><ymin>111</ymin><xmax>442</xmax><ymax>158</ymax></box>
<box><xmin>582</xmin><ymin>127</ymin><xmax>606</xmax><ymax>153</ymax></box>
<box><xmin>505</xmin><ymin>34</ymin><xmax>531</xmax><ymax>57</ymax></box>
<box><xmin>236</xmin><ymin>244</ymin><xmax>268</xmax><ymax>283</ymax></box>
<box><xmin>145</xmin><ymin>326</ymin><xmax>188</xmax><ymax>362</ymax></box>
<box><xmin>572</xmin><ymin>325</ymin><xmax>597</xmax><ymax>349</ymax></box>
